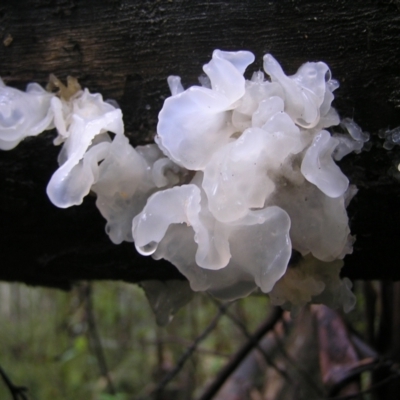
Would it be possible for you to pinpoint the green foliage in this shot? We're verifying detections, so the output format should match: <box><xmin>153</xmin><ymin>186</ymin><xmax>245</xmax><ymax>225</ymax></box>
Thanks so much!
<box><xmin>0</xmin><ymin>281</ymin><xmax>271</xmax><ymax>399</ymax></box>
<box><xmin>0</xmin><ymin>280</ymin><xmax>371</xmax><ymax>399</ymax></box>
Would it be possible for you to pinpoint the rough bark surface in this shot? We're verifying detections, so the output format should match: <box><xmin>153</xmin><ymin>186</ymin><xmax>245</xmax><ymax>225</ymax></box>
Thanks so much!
<box><xmin>1</xmin><ymin>0</ymin><xmax>400</xmax><ymax>288</ymax></box>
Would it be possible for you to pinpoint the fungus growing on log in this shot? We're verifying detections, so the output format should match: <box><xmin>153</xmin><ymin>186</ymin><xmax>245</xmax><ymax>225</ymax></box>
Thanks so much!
<box><xmin>0</xmin><ymin>50</ymin><xmax>369</xmax><ymax>311</ymax></box>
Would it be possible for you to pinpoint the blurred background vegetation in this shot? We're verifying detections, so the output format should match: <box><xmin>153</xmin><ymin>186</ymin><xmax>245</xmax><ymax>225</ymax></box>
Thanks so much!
<box><xmin>0</xmin><ymin>280</ymin><xmax>269</xmax><ymax>399</ymax></box>
<box><xmin>0</xmin><ymin>280</ymin><xmax>399</xmax><ymax>400</ymax></box>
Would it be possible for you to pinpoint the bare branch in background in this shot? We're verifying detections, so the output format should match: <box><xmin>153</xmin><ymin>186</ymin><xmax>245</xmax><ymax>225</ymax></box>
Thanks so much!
<box><xmin>0</xmin><ymin>364</ymin><xmax>28</xmax><ymax>400</ymax></box>
<box><xmin>271</xmin><ymin>316</ymin><xmax>325</xmax><ymax>397</ymax></box>
<box><xmin>374</xmin><ymin>281</ymin><xmax>400</xmax><ymax>399</ymax></box>
<box><xmin>148</xmin><ymin>302</ymin><xmax>231</xmax><ymax>399</ymax></box>
<box><xmin>83</xmin><ymin>283</ymin><xmax>116</xmax><ymax>395</ymax></box>
<box><xmin>197</xmin><ymin>306</ymin><xmax>283</xmax><ymax>400</ymax></box>
<box><xmin>210</xmin><ymin>297</ymin><xmax>292</xmax><ymax>384</ymax></box>
<box><xmin>326</xmin><ymin>364</ymin><xmax>400</xmax><ymax>400</ymax></box>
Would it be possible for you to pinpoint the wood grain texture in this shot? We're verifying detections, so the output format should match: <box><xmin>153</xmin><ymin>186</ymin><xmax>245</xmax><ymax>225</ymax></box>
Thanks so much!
<box><xmin>1</xmin><ymin>0</ymin><xmax>400</xmax><ymax>288</ymax></box>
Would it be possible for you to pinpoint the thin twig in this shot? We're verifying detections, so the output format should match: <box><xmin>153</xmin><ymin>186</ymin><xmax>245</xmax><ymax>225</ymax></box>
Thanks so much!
<box><xmin>0</xmin><ymin>364</ymin><xmax>28</xmax><ymax>400</ymax></box>
<box><xmin>197</xmin><ymin>306</ymin><xmax>283</xmax><ymax>400</ymax></box>
<box><xmin>149</xmin><ymin>302</ymin><xmax>231</xmax><ymax>398</ymax></box>
<box><xmin>83</xmin><ymin>283</ymin><xmax>116</xmax><ymax>395</ymax></box>
<box><xmin>211</xmin><ymin>297</ymin><xmax>292</xmax><ymax>383</ymax></box>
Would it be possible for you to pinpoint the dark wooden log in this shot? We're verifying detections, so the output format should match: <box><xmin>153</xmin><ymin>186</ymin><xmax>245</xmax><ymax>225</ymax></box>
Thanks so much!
<box><xmin>1</xmin><ymin>0</ymin><xmax>400</xmax><ymax>288</ymax></box>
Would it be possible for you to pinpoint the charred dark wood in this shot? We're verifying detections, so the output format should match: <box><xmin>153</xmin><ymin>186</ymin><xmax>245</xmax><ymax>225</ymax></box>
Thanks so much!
<box><xmin>1</xmin><ymin>0</ymin><xmax>400</xmax><ymax>288</ymax></box>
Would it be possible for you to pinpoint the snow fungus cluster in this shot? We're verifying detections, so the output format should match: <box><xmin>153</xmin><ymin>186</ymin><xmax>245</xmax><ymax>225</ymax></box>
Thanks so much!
<box><xmin>1</xmin><ymin>50</ymin><xmax>369</xmax><ymax>312</ymax></box>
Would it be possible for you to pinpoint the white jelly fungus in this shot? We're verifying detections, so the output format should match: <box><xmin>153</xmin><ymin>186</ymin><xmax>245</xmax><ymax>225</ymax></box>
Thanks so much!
<box><xmin>0</xmin><ymin>78</ymin><xmax>54</xmax><ymax>150</ymax></box>
<box><xmin>0</xmin><ymin>49</ymin><xmax>369</xmax><ymax>313</ymax></box>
